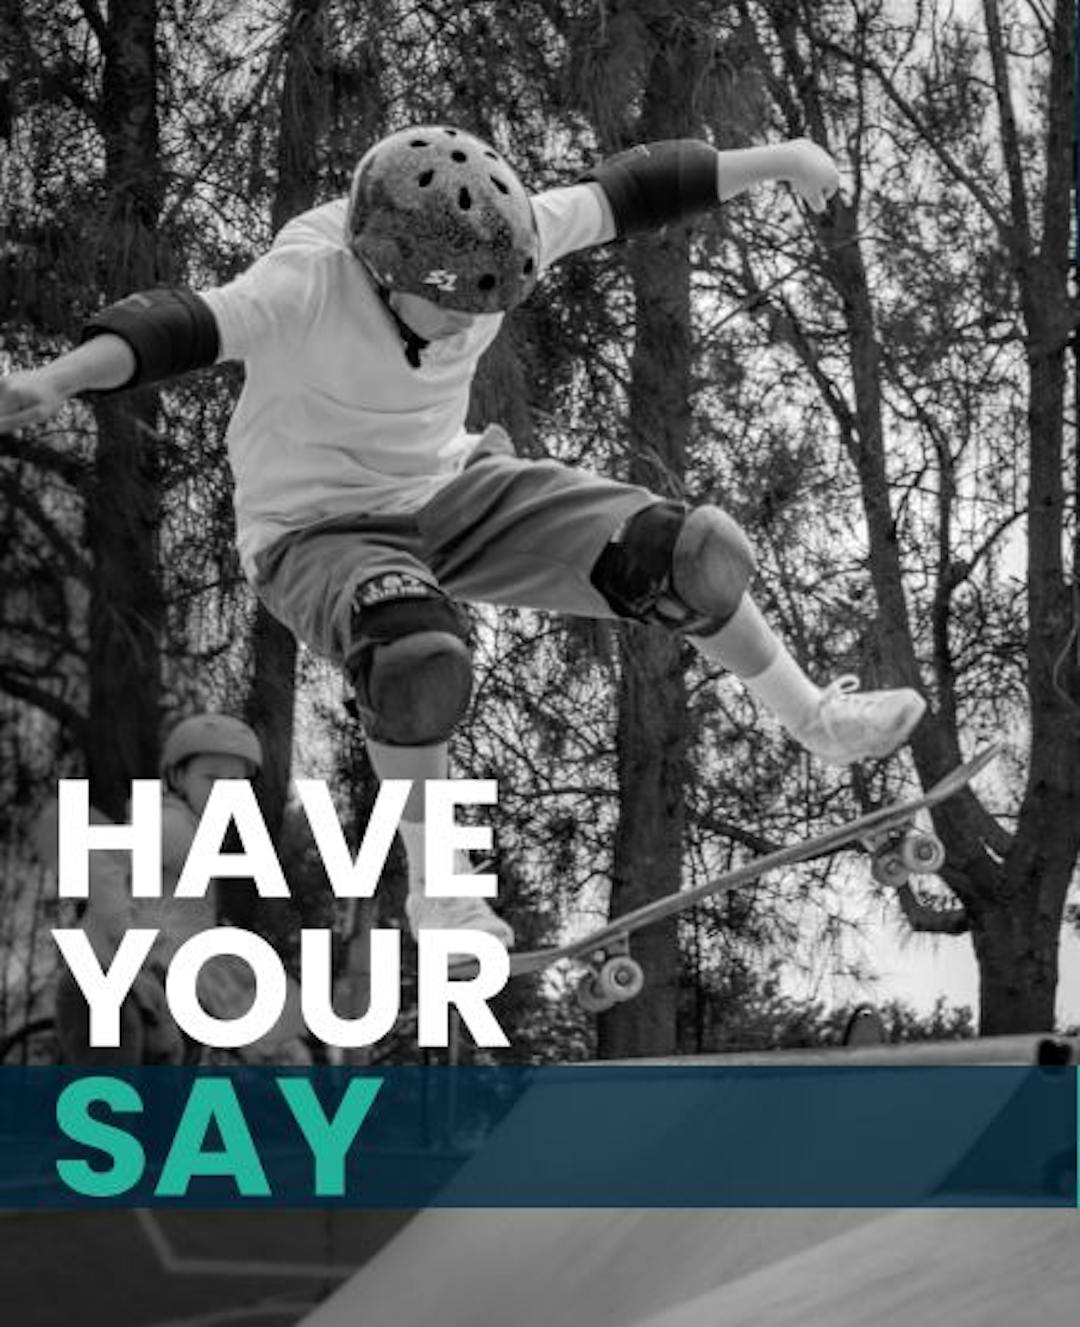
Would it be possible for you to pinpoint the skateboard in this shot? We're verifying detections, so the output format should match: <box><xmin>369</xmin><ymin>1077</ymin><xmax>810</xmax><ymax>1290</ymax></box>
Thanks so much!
<box><xmin>455</xmin><ymin>743</ymin><xmax>1001</xmax><ymax>1013</ymax></box>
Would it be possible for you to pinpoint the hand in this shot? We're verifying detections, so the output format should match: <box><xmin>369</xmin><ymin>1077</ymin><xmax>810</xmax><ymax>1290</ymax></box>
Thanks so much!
<box><xmin>783</xmin><ymin>138</ymin><xmax>841</xmax><ymax>213</ymax></box>
<box><xmin>0</xmin><ymin>336</ymin><xmax>135</xmax><ymax>433</ymax></box>
<box><xmin>0</xmin><ymin>366</ymin><xmax>68</xmax><ymax>433</ymax></box>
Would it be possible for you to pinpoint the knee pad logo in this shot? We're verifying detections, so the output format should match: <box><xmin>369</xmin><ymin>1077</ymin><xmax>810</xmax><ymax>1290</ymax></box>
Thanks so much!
<box><xmin>356</xmin><ymin>573</ymin><xmax>439</xmax><ymax>608</ymax></box>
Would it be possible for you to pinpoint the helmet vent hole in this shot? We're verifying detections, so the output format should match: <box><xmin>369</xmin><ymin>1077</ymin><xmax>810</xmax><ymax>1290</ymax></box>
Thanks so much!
<box><xmin>523</xmin><ymin>257</ymin><xmax>535</xmax><ymax>275</ymax></box>
<box><xmin>409</xmin><ymin>139</ymin><xmax>429</xmax><ymax>148</ymax></box>
<box><xmin>491</xmin><ymin>175</ymin><xmax>509</xmax><ymax>195</ymax></box>
<box><xmin>418</xmin><ymin>169</ymin><xmax>434</xmax><ymax>187</ymax></box>
<box><xmin>458</xmin><ymin>187</ymin><xmax>472</xmax><ymax>210</ymax></box>
<box><xmin>451</xmin><ymin>149</ymin><xmax>467</xmax><ymax>163</ymax></box>
<box><xmin>478</xmin><ymin>274</ymin><xmax>497</xmax><ymax>291</ymax></box>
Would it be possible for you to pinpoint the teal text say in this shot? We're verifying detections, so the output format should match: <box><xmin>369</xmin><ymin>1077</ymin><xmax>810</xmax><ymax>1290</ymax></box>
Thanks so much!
<box><xmin>55</xmin><ymin>1074</ymin><xmax>383</xmax><ymax>1199</ymax></box>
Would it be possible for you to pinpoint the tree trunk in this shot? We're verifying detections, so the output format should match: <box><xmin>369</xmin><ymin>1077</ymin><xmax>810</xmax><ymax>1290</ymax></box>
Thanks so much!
<box><xmin>599</xmin><ymin>630</ymin><xmax>688</xmax><ymax>1057</ymax></box>
<box><xmin>598</xmin><ymin>21</ymin><xmax>700</xmax><ymax>1059</ymax></box>
<box><xmin>244</xmin><ymin>605</ymin><xmax>298</xmax><ymax>841</ymax></box>
<box><xmin>86</xmin><ymin>0</ymin><xmax>166</xmax><ymax>816</ymax></box>
<box><xmin>86</xmin><ymin>396</ymin><xmax>163</xmax><ymax>818</ymax></box>
<box><xmin>244</xmin><ymin>0</ymin><xmax>329</xmax><ymax>837</ymax></box>
<box><xmin>971</xmin><ymin>887</ymin><xmax>1064</xmax><ymax>1034</ymax></box>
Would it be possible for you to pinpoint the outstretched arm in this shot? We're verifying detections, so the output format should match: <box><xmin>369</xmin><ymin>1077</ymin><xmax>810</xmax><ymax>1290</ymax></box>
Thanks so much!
<box><xmin>0</xmin><ymin>335</ymin><xmax>136</xmax><ymax>432</ymax></box>
<box><xmin>574</xmin><ymin>136</ymin><xmax>840</xmax><ymax>247</ymax></box>
<box><xmin>0</xmin><ymin>286</ymin><xmax>220</xmax><ymax>433</ymax></box>
<box><xmin>715</xmin><ymin>139</ymin><xmax>839</xmax><ymax>211</ymax></box>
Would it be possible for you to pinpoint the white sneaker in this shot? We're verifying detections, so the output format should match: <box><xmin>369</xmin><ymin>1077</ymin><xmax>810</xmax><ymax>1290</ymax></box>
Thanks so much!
<box><xmin>405</xmin><ymin>892</ymin><xmax>515</xmax><ymax>948</ymax></box>
<box><xmin>793</xmin><ymin>675</ymin><xmax>926</xmax><ymax>764</ymax></box>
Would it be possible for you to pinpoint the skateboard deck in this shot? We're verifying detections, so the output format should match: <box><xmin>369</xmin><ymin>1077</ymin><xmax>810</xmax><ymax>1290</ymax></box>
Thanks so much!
<box><xmin>455</xmin><ymin>743</ymin><xmax>1001</xmax><ymax>1010</ymax></box>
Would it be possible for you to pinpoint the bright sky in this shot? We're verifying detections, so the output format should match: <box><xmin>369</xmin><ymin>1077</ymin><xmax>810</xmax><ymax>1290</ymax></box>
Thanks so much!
<box><xmin>866</xmin><ymin>923</ymin><xmax>1080</xmax><ymax>1030</ymax></box>
<box><xmin>801</xmin><ymin>889</ymin><xmax>1080</xmax><ymax>1032</ymax></box>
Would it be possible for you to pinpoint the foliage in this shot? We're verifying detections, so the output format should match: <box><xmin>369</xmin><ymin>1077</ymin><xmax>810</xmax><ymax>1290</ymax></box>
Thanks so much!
<box><xmin>0</xmin><ymin>0</ymin><xmax>1076</xmax><ymax>1056</ymax></box>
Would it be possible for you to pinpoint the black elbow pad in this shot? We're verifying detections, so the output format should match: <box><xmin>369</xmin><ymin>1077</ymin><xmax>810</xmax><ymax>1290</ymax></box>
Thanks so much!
<box><xmin>580</xmin><ymin>139</ymin><xmax>719</xmax><ymax>237</ymax></box>
<box><xmin>81</xmin><ymin>288</ymin><xmax>220</xmax><ymax>390</ymax></box>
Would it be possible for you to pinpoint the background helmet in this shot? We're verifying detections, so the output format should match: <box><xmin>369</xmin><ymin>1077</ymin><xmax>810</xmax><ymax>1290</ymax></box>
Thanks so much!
<box><xmin>345</xmin><ymin>125</ymin><xmax>539</xmax><ymax>313</ymax></box>
<box><xmin>161</xmin><ymin>714</ymin><xmax>263</xmax><ymax>776</ymax></box>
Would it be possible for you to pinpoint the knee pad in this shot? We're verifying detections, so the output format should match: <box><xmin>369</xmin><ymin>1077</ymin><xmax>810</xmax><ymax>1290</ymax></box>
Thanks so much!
<box><xmin>672</xmin><ymin>505</ymin><xmax>756</xmax><ymax>630</ymax></box>
<box><xmin>346</xmin><ymin>574</ymin><xmax>473</xmax><ymax>745</ymax></box>
<box><xmin>590</xmin><ymin>501</ymin><xmax>756</xmax><ymax>633</ymax></box>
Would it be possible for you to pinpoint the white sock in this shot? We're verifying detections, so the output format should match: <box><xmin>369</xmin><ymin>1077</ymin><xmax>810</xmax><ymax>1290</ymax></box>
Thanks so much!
<box><xmin>399</xmin><ymin>821</ymin><xmax>473</xmax><ymax>898</ymax></box>
<box><xmin>693</xmin><ymin>595</ymin><xmax>783</xmax><ymax>677</ymax></box>
<box><xmin>692</xmin><ymin>597</ymin><xmax>821</xmax><ymax>734</ymax></box>
<box><xmin>740</xmin><ymin>646</ymin><xmax>822</xmax><ymax>735</ymax></box>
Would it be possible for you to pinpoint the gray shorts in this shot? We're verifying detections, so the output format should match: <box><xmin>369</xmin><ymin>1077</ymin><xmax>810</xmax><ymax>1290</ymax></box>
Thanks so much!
<box><xmin>252</xmin><ymin>452</ymin><xmax>658</xmax><ymax>666</ymax></box>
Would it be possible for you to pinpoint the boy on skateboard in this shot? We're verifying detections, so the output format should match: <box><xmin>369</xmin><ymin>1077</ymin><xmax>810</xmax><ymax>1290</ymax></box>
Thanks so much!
<box><xmin>2</xmin><ymin>127</ymin><xmax>925</xmax><ymax>949</ymax></box>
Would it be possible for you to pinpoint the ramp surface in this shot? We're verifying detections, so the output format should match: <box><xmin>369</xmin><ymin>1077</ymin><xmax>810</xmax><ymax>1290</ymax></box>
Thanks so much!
<box><xmin>303</xmin><ymin>1204</ymin><xmax>1080</xmax><ymax>1327</ymax></box>
<box><xmin>632</xmin><ymin>1207</ymin><xmax>1080</xmax><ymax>1327</ymax></box>
<box><xmin>299</xmin><ymin>1207</ymin><xmax>878</xmax><ymax>1327</ymax></box>
<box><xmin>300</xmin><ymin>1036</ymin><xmax>1076</xmax><ymax>1327</ymax></box>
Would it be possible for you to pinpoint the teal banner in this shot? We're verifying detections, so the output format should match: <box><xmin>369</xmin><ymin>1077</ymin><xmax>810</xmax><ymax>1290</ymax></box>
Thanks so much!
<box><xmin>0</xmin><ymin>1065</ymin><xmax>1075</xmax><ymax>1208</ymax></box>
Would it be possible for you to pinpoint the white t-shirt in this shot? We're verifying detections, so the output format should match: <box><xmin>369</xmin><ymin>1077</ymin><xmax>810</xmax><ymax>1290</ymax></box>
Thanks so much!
<box><xmin>200</xmin><ymin>185</ymin><xmax>608</xmax><ymax>577</ymax></box>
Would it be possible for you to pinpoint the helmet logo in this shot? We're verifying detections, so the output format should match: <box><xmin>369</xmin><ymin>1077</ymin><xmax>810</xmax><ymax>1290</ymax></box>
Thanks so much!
<box><xmin>423</xmin><ymin>268</ymin><xmax>459</xmax><ymax>292</ymax></box>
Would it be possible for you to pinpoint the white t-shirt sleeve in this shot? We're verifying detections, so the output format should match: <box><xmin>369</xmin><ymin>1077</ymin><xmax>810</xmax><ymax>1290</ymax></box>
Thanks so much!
<box><xmin>201</xmin><ymin>244</ymin><xmax>325</xmax><ymax>361</ymax></box>
<box><xmin>533</xmin><ymin>184</ymin><xmax>613</xmax><ymax>272</ymax></box>
<box><xmin>199</xmin><ymin>206</ymin><xmax>342</xmax><ymax>361</ymax></box>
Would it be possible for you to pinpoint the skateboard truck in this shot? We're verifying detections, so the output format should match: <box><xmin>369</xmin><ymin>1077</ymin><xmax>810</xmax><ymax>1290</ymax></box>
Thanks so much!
<box><xmin>865</xmin><ymin>824</ymin><xmax>947</xmax><ymax>888</ymax></box>
<box><xmin>575</xmin><ymin>939</ymin><xmax>645</xmax><ymax>1014</ymax></box>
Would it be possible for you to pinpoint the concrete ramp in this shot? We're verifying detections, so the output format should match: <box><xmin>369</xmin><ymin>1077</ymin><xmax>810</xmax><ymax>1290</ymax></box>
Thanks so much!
<box><xmin>632</xmin><ymin>1207</ymin><xmax>1080</xmax><ymax>1327</ymax></box>
<box><xmin>302</xmin><ymin>1203</ymin><xmax>1080</xmax><ymax>1327</ymax></box>
<box><xmin>300</xmin><ymin>1036</ymin><xmax>1076</xmax><ymax>1327</ymax></box>
<box><xmin>299</xmin><ymin>1207</ymin><xmax>878</xmax><ymax>1327</ymax></box>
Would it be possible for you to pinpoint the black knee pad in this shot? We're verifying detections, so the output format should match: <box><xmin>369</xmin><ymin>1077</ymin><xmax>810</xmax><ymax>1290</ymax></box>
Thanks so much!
<box><xmin>346</xmin><ymin>574</ymin><xmax>473</xmax><ymax>745</ymax></box>
<box><xmin>590</xmin><ymin>501</ymin><xmax>755</xmax><ymax>633</ymax></box>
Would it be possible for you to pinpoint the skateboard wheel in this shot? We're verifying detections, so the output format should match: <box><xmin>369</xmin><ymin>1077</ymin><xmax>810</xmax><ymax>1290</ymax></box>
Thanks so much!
<box><xmin>596</xmin><ymin>956</ymin><xmax>645</xmax><ymax>1003</ymax></box>
<box><xmin>871</xmin><ymin>850</ymin><xmax>910</xmax><ymax>889</ymax></box>
<box><xmin>899</xmin><ymin>832</ymin><xmax>946</xmax><ymax>874</ymax></box>
<box><xmin>577</xmin><ymin>976</ymin><xmax>615</xmax><ymax>1015</ymax></box>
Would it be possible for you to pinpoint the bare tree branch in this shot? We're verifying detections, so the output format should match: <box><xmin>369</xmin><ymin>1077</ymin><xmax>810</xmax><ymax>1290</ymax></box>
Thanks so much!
<box><xmin>74</xmin><ymin>0</ymin><xmax>108</xmax><ymax>46</ymax></box>
<box><xmin>693</xmin><ymin>809</ymin><xmax>783</xmax><ymax>858</ymax></box>
<box><xmin>0</xmin><ymin>669</ymin><xmax>85</xmax><ymax>741</ymax></box>
<box><xmin>895</xmin><ymin>880</ymin><xmax>970</xmax><ymax>934</ymax></box>
<box><xmin>811</xmin><ymin>34</ymin><xmax>1012</xmax><ymax>243</ymax></box>
<box><xmin>0</xmin><ymin>437</ymin><xmax>90</xmax><ymax>488</ymax></box>
<box><xmin>0</xmin><ymin>471</ymin><xmax>91</xmax><ymax>580</ymax></box>
<box><xmin>981</xmin><ymin>0</ymin><xmax>1033</xmax><ymax>257</ymax></box>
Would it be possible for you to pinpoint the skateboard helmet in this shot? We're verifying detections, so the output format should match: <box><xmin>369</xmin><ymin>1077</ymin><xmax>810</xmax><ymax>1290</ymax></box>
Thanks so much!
<box><xmin>161</xmin><ymin>714</ymin><xmax>262</xmax><ymax>776</ymax></box>
<box><xmin>345</xmin><ymin>125</ymin><xmax>539</xmax><ymax>313</ymax></box>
